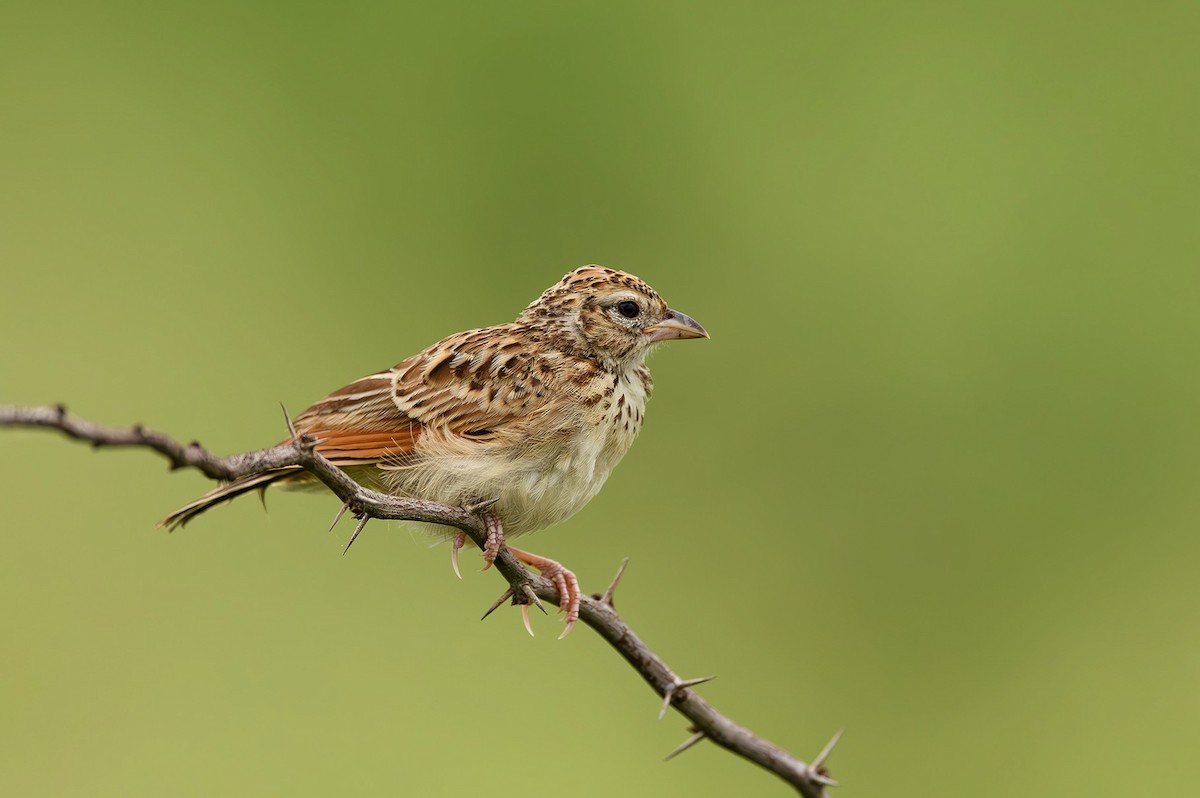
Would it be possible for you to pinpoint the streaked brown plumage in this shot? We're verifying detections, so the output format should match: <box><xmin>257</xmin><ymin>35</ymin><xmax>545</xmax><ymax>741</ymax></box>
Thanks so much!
<box><xmin>161</xmin><ymin>265</ymin><xmax>707</xmax><ymax>633</ymax></box>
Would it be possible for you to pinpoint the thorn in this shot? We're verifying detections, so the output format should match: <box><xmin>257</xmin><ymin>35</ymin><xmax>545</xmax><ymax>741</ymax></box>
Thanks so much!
<box><xmin>328</xmin><ymin>501</ymin><xmax>350</xmax><ymax>532</ymax></box>
<box><xmin>480</xmin><ymin>587</ymin><xmax>514</xmax><ymax>621</ymax></box>
<box><xmin>521</xmin><ymin>604</ymin><xmax>534</xmax><ymax>636</ymax></box>
<box><xmin>659</xmin><ymin>691</ymin><xmax>674</xmax><ymax>721</ymax></box>
<box><xmin>451</xmin><ymin>546</ymin><xmax>462</xmax><ymax>579</ymax></box>
<box><xmin>257</xmin><ymin>485</ymin><xmax>269</xmax><ymax>511</ymax></box>
<box><xmin>519</xmin><ymin>583</ymin><xmax>547</xmax><ymax>615</ymax></box>
<box><xmin>664</xmin><ymin>730</ymin><xmax>707</xmax><ymax>761</ymax></box>
<box><xmin>811</xmin><ymin>727</ymin><xmax>845</xmax><ymax>771</ymax></box>
<box><xmin>463</xmin><ymin>497</ymin><xmax>500</xmax><ymax>514</ymax></box>
<box><xmin>804</xmin><ymin>727</ymin><xmax>844</xmax><ymax>788</ymax></box>
<box><xmin>343</xmin><ymin>515</ymin><xmax>368</xmax><ymax>555</ymax></box>
<box><xmin>659</xmin><ymin>675</ymin><xmax>717</xmax><ymax>720</ymax></box>
<box><xmin>132</xmin><ymin>423</ymin><xmax>145</xmax><ymax>436</ymax></box>
<box><xmin>599</xmin><ymin>557</ymin><xmax>629</xmax><ymax>607</ymax></box>
<box><xmin>280</xmin><ymin>403</ymin><xmax>300</xmax><ymax>444</ymax></box>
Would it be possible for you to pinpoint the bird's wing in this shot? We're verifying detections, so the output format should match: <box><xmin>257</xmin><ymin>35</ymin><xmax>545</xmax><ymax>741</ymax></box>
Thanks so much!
<box><xmin>293</xmin><ymin>324</ymin><xmax>568</xmax><ymax>465</ymax></box>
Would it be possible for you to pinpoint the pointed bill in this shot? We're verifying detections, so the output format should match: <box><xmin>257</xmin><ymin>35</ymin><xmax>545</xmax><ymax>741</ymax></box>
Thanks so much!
<box><xmin>644</xmin><ymin>309</ymin><xmax>708</xmax><ymax>342</ymax></box>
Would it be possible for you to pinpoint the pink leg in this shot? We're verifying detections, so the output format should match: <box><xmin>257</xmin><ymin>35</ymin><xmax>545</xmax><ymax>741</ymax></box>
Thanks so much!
<box><xmin>508</xmin><ymin>546</ymin><xmax>581</xmax><ymax>638</ymax></box>
<box><xmin>449</xmin><ymin>511</ymin><xmax>506</xmax><ymax>575</ymax></box>
<box><xmin>479</xmin><ymin>510</ymin><xmax>504</xmax><ymax>571</ymax></box>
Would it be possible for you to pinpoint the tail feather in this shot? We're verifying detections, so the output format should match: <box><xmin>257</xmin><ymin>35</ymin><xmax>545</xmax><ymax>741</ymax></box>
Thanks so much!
<box><xmin>158</xmin><ymin>467</ymin><xmax>304</xmax><ymax>530</ymax></box>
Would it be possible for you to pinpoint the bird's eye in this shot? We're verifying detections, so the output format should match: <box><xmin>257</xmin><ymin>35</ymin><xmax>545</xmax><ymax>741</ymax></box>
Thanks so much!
<box><xmin>616</xmin><ymin>301</ymin><xmax>639</xmax><ymax>319</ymax></box>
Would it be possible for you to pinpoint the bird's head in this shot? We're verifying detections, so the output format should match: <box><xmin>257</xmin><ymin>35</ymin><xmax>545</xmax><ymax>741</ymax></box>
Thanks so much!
<box><xmin>520</xmin><ymin>265</ymin><xmax>708</xmax><ymax>369</ymax></box>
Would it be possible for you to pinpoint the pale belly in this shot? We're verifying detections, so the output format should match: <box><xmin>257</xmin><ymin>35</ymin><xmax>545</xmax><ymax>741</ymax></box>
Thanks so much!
<box><xmin>377</xmin><ymin>422</ymin><xmax>639</xmax><ymax>537</ymax></box>
<box><xmin>371</xmin><ymin>372</ymin><xmax>649</xmax><ymax>537</ymax></box>
<box><xmin>378</xmin><ymin>432</ymin><xmax>624</xmax><ymax>535</ymax></box>
<box><xmin>493</xmin><ymin>378</ymin><xmax>648</xmax><ymax>533</ymax></box>
<box><xmin>490</xmin><ymin>431</ymin><xmax>624</xmax><ymax>534</ymax></box>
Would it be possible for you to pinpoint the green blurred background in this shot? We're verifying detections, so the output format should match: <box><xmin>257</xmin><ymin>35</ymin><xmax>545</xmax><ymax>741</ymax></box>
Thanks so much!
<box><xmin>2</xmin><ymin>2</ymin><xmax>1197</xmax><ymax>795</ymax></box>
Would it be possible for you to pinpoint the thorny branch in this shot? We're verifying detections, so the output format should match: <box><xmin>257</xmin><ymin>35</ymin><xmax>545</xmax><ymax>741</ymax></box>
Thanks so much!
<box><xmin>0</xmin><ymin>404</ymin><xmax>840</xmax><ymax>796</ymax></box>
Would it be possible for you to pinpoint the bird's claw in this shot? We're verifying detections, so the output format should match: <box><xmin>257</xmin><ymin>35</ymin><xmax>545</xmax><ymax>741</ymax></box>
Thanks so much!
<box><xmin>449</xmin><ymin>508</ymin><xmax>504</xmax><ymax>576</ymax></box>
<box><xmin>507</xmin><ymin>547</ymin><xmax>581</xmax><ymax>638</ymax></box>
<box><xmin>450</xmin><ymin>531</ymin><xmax>466</xmax><ymax>579</ymax></box>
<box><xmin>455</xmin><ymin>510</ymin><xmax>577</xmax><ymax>639</ymax></box>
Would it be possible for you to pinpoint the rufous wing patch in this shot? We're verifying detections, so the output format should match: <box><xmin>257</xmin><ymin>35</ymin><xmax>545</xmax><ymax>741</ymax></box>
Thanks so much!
<box><xmin>306</xmin><ymin>425</ymin><xmax>421</xmax><ymax>463</ymax></box>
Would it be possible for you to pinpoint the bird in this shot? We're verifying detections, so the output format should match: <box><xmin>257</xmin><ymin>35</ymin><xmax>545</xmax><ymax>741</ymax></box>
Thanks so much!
<box><xmin>160</xmin><ymin>265</ymin><xmax>708</xmax><ymax>635</ymax></box>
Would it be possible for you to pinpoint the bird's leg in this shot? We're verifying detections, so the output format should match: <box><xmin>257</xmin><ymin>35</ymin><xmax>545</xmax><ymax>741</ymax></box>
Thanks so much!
<box><xmin>507</xmin><ymin>546</ymin><xmax>581</xmax><ymax>638</ymax></box>
<box><xmin>479</xmin><ymin>509</ymin><xmax>505</xmax><ymax>571</ymax></box>
<box><xmin>450</xmin><ymin>509</ymin><xmax>506</xmax><ymax>575</ymax></box>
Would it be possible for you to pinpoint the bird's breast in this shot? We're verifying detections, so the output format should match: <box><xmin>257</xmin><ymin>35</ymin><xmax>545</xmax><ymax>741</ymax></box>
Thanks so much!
<box><xmin>381</xmin><ymin>367</ymin><xmax>651</xmax><ymax>536</ymax></box>
<box><xmin>489</xmin><ymin>369</ymin><xmax>651</xmax><ymax>532</ymax></box>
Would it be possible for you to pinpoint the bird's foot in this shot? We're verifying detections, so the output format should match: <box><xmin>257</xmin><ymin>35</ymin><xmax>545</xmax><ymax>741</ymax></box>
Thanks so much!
<box><xmin>450</xmin><ymin>503</ymin><xmax>506</xmax><ymax>576</ymax></box>
<box><xmin>508</xmin><ymin>546</ymin><xmax>581</xmax><ymax>638</ymax></box>
<box><xmin>479</xmin><ymin>509</ymin><xmax>504</xmax><ymax>571</ymax></box>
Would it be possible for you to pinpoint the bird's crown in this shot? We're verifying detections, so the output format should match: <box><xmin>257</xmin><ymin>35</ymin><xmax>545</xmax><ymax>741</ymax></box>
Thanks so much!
<box><xmin>522</xmin><ymin>266</ymin><xmax>665</xmax><ymax>316</ymax></box>
<box><xmin>517</xmin><ymin>265</ymin><xmax>698</xmax><ymax>370</ymax></box>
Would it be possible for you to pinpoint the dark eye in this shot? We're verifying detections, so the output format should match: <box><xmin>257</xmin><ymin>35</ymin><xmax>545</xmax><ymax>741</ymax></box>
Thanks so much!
<box><xmin>617</xmin><ymin>301</ymin><xmax>639</xmax><ymax>319</ymax></box>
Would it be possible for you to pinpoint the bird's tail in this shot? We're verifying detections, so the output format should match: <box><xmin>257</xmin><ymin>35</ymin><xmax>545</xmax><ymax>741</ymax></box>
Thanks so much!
<box><xmin>157</xmin><ymin>467</ymin><xmax>304</xmax><ymax>530</ymax></box>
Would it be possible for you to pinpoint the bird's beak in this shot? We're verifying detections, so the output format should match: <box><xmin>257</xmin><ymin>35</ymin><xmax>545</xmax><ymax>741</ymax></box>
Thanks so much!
<box><xmin>644</xmin><ymin>309</ymin><xmax>709</xmax><ymax>342</ymax></box>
